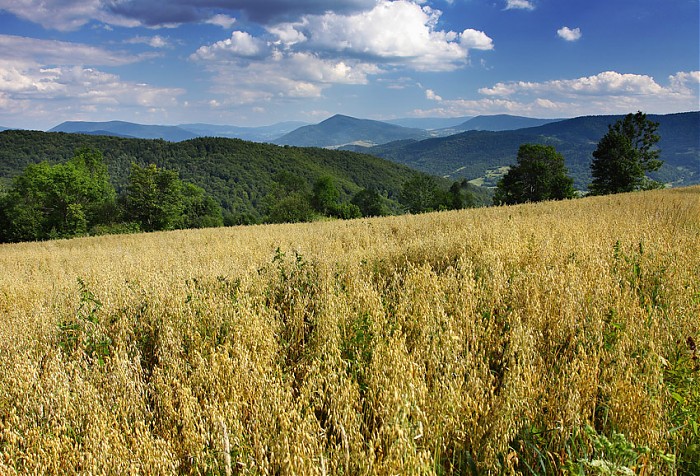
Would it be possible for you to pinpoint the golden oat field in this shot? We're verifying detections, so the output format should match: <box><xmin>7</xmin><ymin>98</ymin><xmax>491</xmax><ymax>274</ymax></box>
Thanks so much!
<box><xmin>1</xmin><ymin>187</ymin><xmax>699</xmax><ymax>475</ymax></box>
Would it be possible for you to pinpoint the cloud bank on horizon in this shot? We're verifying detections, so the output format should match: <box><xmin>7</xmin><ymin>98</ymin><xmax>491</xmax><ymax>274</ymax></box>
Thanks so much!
<box><xmin>0</xmin><ymin>0</ymin><xmax>698</xmax><ymax>129</ymax></box>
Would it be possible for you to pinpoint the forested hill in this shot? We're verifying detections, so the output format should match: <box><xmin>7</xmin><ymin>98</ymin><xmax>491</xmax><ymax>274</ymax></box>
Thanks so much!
<box><xmin>273</xmin><ymin>114</ymin><xmax>429</xmax><ymax>147</ymax></box>
<box><xmin>0</xmin><ymin>130</ymin><xmax>479</xmax><ymax>224</ymax></box>
<box><xmin>364</xmin><ymin>112</ymin><xmax>700</xmax><ymax>190</ymax></box>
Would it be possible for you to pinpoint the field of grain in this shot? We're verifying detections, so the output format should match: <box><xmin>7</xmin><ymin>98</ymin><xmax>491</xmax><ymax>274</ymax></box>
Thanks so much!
<box><xmin>1</xmin><ymin>187</ymin><xmax>699</xmax><ymax>475</ymax></box>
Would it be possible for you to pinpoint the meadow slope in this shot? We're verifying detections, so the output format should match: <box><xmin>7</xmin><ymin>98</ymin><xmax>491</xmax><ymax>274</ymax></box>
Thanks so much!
<box><xmin>1</xmin><ymin>187</ymin><xmax>699</xmax><ymax>474</ymax></box>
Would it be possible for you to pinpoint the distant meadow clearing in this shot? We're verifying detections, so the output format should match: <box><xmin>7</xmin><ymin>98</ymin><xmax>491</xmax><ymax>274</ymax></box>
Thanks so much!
<box><xmin>1</xmin><ymin>187</ymin><xmax>698</xmax><ymax>475</ymax></box>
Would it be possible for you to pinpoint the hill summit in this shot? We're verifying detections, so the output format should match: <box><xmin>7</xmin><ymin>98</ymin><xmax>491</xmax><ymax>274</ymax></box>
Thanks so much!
<box><xmin>273</xmin><ymin>114</ymin><xmax>429</xmax><ymax>148</ymax></box>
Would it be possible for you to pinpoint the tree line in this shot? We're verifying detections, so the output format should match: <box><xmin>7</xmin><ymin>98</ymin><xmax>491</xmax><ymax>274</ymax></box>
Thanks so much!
<box><xmin>493</xmin><ymin>111</ymin><xmax>663</xmax><ymax>205</ymax></box>
<box><xmin>0</xmin><ymin>111</ymin><xmax>664</xmax><ymax>243</ymax></box>
<box><xmin>259</xmin><ymin>170</ymin><xmax>478</xmax><ymax>223</ymax></box>
<box><xmin>0</xmin><ymin>148</ymin><xmax>224</xmax><ymax>243</ymax></box>
<box><xmin>0</xmin><ymin>146</ymin><xmax>479</xmax><ymax>243</ymax></box>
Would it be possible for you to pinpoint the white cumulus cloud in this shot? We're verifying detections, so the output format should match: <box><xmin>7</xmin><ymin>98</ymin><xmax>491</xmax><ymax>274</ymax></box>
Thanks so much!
<box><xmin>190</xmin><ymin>0</ymin><xmax>494</xmax><ymax>104</ymax></box>
<box><xmin>504</xmin><ymin>0</ymin><xmax>535</xmax><ymax>11</ymax></box>
<box><xmin>270</xmin><ymin>0</ymin><xmax>492</xmax><ymax>71</ymax></box>
<box><xmin>479</xmin><ymin>71</ymin><xmax>668</xmax><ymax>97</ymax></box>
<box><xmin>460</xmin><ymin>29</ymin><xmax>494</xmax><ymax>51</ymax></box>
<box><xmin>415</xmin><ymin>70</ymin><xmax>700</xmax><ymax>118</ymax></box>
<box><xmin>126</xmin><ymin>35</ymin><xmax>171</xmax><ymax>48</ymax></box>
<box><xmin>425</xmin><ymin>89</ymin><xmax>442</xmax><ymax>101</ymax></box>
<box><xmin>557</xmin><ymin>27</ymin><xmax>582</xmax><ymax>42</ymax></box>
<box><xmin>0</xmin><ymin>35</ymin><xmax>184</xmax><ymax>128</ymax></box>
<box><xmin>192</xmin><ymin>31</ymin><xmax>269</xmax><ymax>60</ymax></box>
<box><xmin>669</xmin><ymin>71</ymin><xmax>700</xmax><ymax>92</ymax></box>
<box><xmin>205</xmin><ymin>14</ymin><xmax>236</xmax><ymax>29</ymax></box>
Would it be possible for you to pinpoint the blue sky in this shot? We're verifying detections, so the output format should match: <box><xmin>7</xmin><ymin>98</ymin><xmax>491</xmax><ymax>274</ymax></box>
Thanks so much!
<box><xmin>0</xmin><ymin>0</ymin><xmax>698</xmax><ymax>129</ymax></box>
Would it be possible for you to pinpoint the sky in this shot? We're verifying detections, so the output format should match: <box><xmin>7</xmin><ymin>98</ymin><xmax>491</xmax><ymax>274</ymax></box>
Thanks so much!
<box><xmin>0</xmin><ymin>0</ymin><xmax>698</xmax><ymax>130</ymax></box>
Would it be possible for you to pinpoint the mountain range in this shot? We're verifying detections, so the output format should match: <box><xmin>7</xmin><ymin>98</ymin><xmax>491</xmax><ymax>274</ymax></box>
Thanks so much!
<box><xmin>361</xmin><ymin>112</ymin><xmax>700</xmax><ymax>190</ymax></box>
<box><xmin>176</xmin><ymin>122</ymin><xmax>308</xmax><ymax>142</ymax></box>
<box><xmin>43</xmin><ymin>113</ymin><xmax>567</xmax><ymax>146</ymax></box>
<box><xmin>11</xmin><ymin>111</ymin><xmax>700</xmax><ymax>191</ymax></box>
<box><xmin>50</xmin><ymin>121</ymin><xmax>198</xmax><ymax>142</ymax></box>
<box><xmin>48</xmin><ymin>120</ymin><xmax>309</xmax><ymax>143</ymax></box>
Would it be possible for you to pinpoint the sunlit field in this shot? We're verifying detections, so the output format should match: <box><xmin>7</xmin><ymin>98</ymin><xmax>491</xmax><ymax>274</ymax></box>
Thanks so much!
<box><xmin>1</xmin><ymin>187</ymin><xmax>698</xmax><ymax>475</ymax></box>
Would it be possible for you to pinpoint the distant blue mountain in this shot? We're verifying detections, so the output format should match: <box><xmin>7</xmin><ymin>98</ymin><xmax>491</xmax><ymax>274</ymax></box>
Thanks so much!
<box><xmin>274</xmin><ymin>114</ymin><xmax>430</xmax><ymax>147</ymax></box>
<box><xmin>438</xmin><ymin>114</ymin><xmax>564</xmax><ymax>135</ymax></box>
<box><xmin>178</xmin><ymin>121</ymin><xmax>308</xmax><ymax>142</ymax></box>
<box><xmin>385</xmin><ymin>116</ymin><xmax>473</xmax><ymax>130</ymax></box>
<box><xmin>49</xmin><ymin>120</ymin><xmax>198</xmax><ymax>142</ymax></box>
<box><xmin>71</xmin><ymin>130</ymin><xmax>136</xmax><ymax>138</ymax></box>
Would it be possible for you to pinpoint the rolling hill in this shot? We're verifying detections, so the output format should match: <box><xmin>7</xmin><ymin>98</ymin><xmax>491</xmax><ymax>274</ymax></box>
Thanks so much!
<box><xmin>384</xmin><ymin>116</ymin><xmax>473</xmax><ymax>130</ymax></box>
<box><xmin>47</xmin><ymin>120</ymin><xmax>311</xmax><ymax>143</ymax></box>
<box><xmin>0</xmin><ymin>130</ymin><xmax>489</xmax><ymax>224</ymax></box>
<box><xmin>50</xmin><ymin>121</ymin><xmax>199</xmax><ymax>142</ymax></box>
<box><xmin>364</xmin><ymin>112</ymin><xmax>700</xmax><ymax>189</ymax></box>
<box><xmin>273</xmin><ymin>114</ymin><xmax>429</xmax><ymax>148</ymax></box>
<box><xmin>178</xmin><ymin>122</ymin><xmax>308</xmax><ymax>142</ymax></box>
<box><xmin>460</xmin><ymin>114</ymin><xmax>562</xmax><ymax>131</ymax></box>
<box><xmin>438</xmin><ymin>114</ymin><xmax>563</xmax><ymax>135</ymax></box>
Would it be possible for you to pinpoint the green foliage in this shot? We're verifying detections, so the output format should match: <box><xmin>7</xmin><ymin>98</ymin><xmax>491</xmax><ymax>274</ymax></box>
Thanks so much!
<box><xmin>0</xmin><ymin>148</ymin><xmax>117</xmax><ymax>242</ymax></box>
<box><xmin>400</xmin><ymin>174</ymin><xmax>480</xmax><ymax>214</ymax></box>
<box><xmin>181</xmin><ymin>182</ymin><xmax>224</xmax><ymax>229</ymax></box>
<box><xmin>0</xmin><ymin>131</ymin><xmax>490</xmax><ymax>241</ymax></box>
<box><xmin>0</xmin><ymin>148</ymin><xmax>224</xmax><ymax>242</ymax></box>
<box><xmin>311</xmin><ymin>175</ymin><xmax>341</xmax><ymax>215</ymax></box>
<box><xmin>123</xmin><ymin>162</ymin><xmax>224</xmax><ymax>232</ymax></box>
<box><xmin>564</xmin><ymin>425</ymin><xmax>675</xmax><ymax>475</ymax></box>
<box><xmin>58</xmin><ymin>278</ymin><xmax>112</xmax><ymax>366</ymax></box>
<box><xmin>0</xmin><ymin>131</ymin><xmax>425</xmax><ymax>222</ymax></box>
<box><xmin>331</xmin><ymin>202</ymin><xmax>362</xmax><ymax>220</ymax></box>
<box><xmin>493</xmin><ymin>143</ymin><xmax>575</xmax><ymax>205</ymax></box>
<box><xmin>89</xmin><ymin>221</ymin><xmax>141</xmax><ymax>236</ymax></box>
<box><xmin>400</xmin><ymin>174</ymin><xmax>442</xmax><ymax>213</ymax></box>
<box><xmin>663</xmin><ymin>336</ymin><xmax>700</xmax><ymax>475</ymax></box>
<box><xmin>263</xmin><ymin>172</ymin><xmax>315</xmax><ymax>224</ymax></box>
<box><xmin>351</xmin><ymin>188</ymin><xmax>387</xmax><ymax>217</ymax></box>
<box><xmin>589</xmin><ymin>111</ymin><xmax>663</xmax><ymax>195</ymax></box>
<box><xmin>266</xmin><ymin>193</ymin><xmax>315</xmax><ymax>224</ymax></box>
<box><xmin>123</xmin><ymin>163</ymin><xmax>184</xmax><ymax>232</ymax></box>
<box><xmin>450</xmin><ymin>179</ymin><xmax>477</xmax><ymax>209</ymax></box>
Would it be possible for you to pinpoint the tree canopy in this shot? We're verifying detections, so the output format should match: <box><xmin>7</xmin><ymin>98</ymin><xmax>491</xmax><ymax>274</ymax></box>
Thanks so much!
<box><xmin>0</xmin><ymin>149</ymin><xmax>224</xmax><ymax>243</ymax></box>
<box><xmin>0</xmin><ymin>148</ymin><xmax>117</xmax><ymax>242</ymax></box>
<box><xmin>493</xmin><ymin>144</ymin><xmax>575</xmax><ymax>205</ymax></box>
<box><xmin>589</xmin><ymin>111</ymin><xmax>663</xmax><ymax>195</ymax></box>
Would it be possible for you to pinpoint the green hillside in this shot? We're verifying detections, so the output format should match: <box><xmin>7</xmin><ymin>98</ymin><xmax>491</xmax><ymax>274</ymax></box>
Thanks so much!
<box><xmin>274</xmin><ymin>114</ymin><xmax>429</xmax><ymax>147</ymax></box>
<box><xmin>366</xmin><ymin>112</ymin><xmax>700</xmax><ymax>189</ymax></box>
<box><xmin>0</xmin><ymin>130</ymin><xmax>488</xmax><ymax>224</ymax></box>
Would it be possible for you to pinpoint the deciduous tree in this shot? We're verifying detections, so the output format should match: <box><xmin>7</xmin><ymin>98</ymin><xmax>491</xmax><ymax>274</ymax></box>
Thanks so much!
<box><xmin>400</xmin><ymin>174</ymin><xmax>441</xmax><ymax>214</ymax></box>
<box><xmin>494</xmin><ymin>144</ymin><xmax>575</xmax><ymax>205</ymax></box>
<box><xmin>589</xmin><ymin>111</ymin><xmax>663</xmax><ymax>195</ymax></box>
<box><xmin>123</xmin><ymin>163</ymin><xmax>184</xmax><ymax>232</ymax></box>
<box><xmin>1</xmin><ymin>148</ymin><xmax>116</xmax><ymax>241</ymax></box>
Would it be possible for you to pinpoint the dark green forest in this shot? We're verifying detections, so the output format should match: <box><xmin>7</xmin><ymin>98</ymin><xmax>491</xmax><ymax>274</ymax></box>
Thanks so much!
<box><xmin>0</xmin><ymin>130</ymin><xmax>490</xmax><ymax>242</ymax></box>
